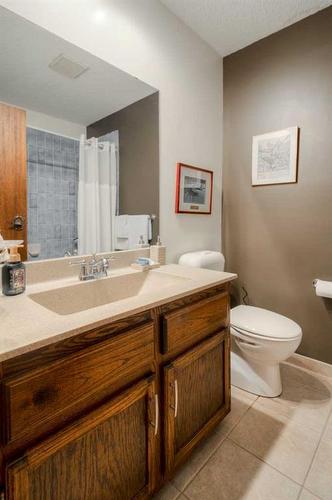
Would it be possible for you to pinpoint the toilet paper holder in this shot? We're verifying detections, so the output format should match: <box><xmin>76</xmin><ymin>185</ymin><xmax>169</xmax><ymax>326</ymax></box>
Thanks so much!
<box><xmin>312</xmin><ymin>279</ymin><xmax>332</xmax><ymax>299</ymax></box>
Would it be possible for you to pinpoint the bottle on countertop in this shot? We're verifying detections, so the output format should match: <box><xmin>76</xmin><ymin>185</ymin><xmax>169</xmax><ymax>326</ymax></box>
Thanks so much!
<box><xmin>150</xmin><ymin>236</ymin><xmax>166</xmax><ymax>265</ymax></box>
<box><xmin>136</xmin><ymin>235</ymin><xmax>150</xmax><ymax>249</ymax></box>
<box><xmin>2</xmin><ymin>246</ymin><xmax>26</xmax><ymax>296</ymax></box>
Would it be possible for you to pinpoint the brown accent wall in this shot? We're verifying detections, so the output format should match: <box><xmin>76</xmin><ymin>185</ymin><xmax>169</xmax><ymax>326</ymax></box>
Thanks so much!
<box><xmin>87</xmin><ymin>92</ymin><xmax>159</xmax><ymax>241</ymax></box>
<box><xmin>223</xmin><ymin>7</ymin><xmax>332</xmax><ymax>363</ymax></box>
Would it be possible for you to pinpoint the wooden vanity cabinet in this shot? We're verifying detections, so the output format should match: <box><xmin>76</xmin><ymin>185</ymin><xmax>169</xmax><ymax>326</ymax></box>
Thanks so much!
<box><xmin>0</xmin><ymin>284</ymin><xmax>231</xmax><ymax>499</ymax></box>
<box><xmin>7</xmin><ymin>377</ymin><xmax>158</xmax><ymax>500</ymax></box>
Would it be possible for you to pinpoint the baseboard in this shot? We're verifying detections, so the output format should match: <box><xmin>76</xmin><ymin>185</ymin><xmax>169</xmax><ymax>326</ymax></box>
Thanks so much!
<box><xmin>287</xmin><ymin>352</ymin><xmax>332</xmax><ymax>379</ymax></box>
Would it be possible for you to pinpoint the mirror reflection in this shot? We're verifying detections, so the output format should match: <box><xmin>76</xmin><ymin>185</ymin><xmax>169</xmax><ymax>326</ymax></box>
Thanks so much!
<box><xmin>0</xmin><ymin>7</ymin><xmax>159</xmax><ymax>261</ymax></box>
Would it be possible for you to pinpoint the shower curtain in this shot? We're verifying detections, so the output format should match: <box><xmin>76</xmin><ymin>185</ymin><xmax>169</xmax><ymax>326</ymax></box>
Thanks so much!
<box><xmin>78</xmin><ymin>135</ymin><xmax>117</xmax><ymax>255</ymax></box>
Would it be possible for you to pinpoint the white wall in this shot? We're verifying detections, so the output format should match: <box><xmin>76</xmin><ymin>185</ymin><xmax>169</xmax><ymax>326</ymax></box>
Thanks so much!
<box><xmin>0</xmin><ymin>101</ymin><xmax>86</xmax><ymax>139</ymax></box>
<box><xmin>1</xmin><ymin>0</ymin><xmax>223</xmax><ymax>263</ymax></box>
<box><xmin>27</xmin><ymin>109</ymin><xmax>86</xmax><ymax>139</ymax></box>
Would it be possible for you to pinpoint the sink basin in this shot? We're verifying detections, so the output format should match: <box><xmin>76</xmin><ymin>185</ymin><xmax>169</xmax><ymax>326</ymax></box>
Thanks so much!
<box><xmin>28</xmin><ymin>270</ymin><xmax>190</xmax><ymax>315</ymax></box>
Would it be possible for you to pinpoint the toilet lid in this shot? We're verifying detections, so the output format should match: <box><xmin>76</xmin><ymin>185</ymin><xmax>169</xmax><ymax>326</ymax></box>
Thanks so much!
<box><xmin>231</xmin><ymin>305</ymin><xmax>302</xmax><ymax>340</ymax></box>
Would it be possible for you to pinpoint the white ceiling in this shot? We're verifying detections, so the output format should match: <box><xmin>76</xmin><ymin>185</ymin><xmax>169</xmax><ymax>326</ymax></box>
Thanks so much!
<box><xmin>160</xmin><ymin>0</ymin><xmax>332</xmax><ymax>56</ymax></box>
<box><xmin>0</xmin><ymin>7</ymin><xmax>156</xmax><ymax>126</ymax></box>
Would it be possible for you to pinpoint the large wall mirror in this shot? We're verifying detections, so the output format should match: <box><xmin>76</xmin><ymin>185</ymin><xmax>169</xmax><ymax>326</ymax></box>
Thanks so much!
<box><xmin>0</xmin><ymin>7</ymin><xmax>159</xmax><ymax>261</ymax></box>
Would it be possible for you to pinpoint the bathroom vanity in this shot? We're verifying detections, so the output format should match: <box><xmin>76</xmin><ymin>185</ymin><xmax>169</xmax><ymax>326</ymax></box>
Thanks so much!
<box><xmin>0</xmin><ymin>262</ymin><xmax>236</xmax><ymax>499</ymax></box>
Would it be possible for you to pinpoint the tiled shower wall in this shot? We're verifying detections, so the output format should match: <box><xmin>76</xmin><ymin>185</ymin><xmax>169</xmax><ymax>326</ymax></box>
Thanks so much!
<box><xmin>27</xmin><ymin>128</ymin><xmax>79</xmax><ymax>260</ymax></box>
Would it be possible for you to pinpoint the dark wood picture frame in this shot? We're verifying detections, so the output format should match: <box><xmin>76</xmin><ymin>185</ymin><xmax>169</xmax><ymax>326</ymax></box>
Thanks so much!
<box><xmin>175</xmin><ymin>163</ymin><xmax>213</xmax><ymax>214</ymax></box>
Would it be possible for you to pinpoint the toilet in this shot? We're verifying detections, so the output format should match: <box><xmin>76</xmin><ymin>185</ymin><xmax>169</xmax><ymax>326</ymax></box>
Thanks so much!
<box><xmin>178</xmin><ymin>251</ymin><xmax>302</xmax><ymax>397</ymax></box>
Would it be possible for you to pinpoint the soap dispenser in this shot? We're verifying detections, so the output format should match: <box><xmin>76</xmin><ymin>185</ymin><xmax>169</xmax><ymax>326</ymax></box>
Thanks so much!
<box><xmin>2</xmin><ymin>246</ymin><xmax>26</xmax><ymax>296</ymax></box>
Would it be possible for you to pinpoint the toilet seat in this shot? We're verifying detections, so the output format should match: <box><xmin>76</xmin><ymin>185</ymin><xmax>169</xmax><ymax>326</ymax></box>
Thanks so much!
<box><xmin>231</xmin><ymin>325</ymin><xmax>298</xmax><ymax>343</ymax></box>
<box><xmin>231</xmin><ymin>305</ymin><xmax>302</xmax><ymax>341</ymax></box>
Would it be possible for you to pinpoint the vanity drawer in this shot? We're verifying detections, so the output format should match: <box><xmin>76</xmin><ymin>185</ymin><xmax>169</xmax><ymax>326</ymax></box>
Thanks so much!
<box><xmin>161</xmin><ymin>292</ymin><xmax>229</xmax><ymax>354</ymax></box>
<box><xmin>3</xmin><ymin>321</ymin><xmax>155</xmax><ymax>443</ymax></box>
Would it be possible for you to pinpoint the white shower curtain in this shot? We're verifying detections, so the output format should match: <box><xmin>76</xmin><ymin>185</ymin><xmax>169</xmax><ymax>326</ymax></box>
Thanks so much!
<box><xmin>78</xmin><ymin>136</ymin><xmax>117</xmax><ymax>255</ymax></box>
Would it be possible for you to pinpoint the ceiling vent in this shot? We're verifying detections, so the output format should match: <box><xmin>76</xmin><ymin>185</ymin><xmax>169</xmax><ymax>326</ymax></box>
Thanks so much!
<box><xmin>49</xmin><ymin>54</ymin><xmax>89</xmax><ymax>79</ymax></box>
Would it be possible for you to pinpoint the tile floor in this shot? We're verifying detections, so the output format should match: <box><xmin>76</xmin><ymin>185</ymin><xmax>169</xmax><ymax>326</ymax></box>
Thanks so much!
<box><xmin>154</xmin><ymin>358</ymin><xmax>332</xmax><ymax>500</ymax></box>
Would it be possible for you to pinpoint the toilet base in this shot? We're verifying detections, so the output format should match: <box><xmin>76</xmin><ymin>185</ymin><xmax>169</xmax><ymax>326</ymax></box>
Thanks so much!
<box><xmin>231</xmin><ymin>350</ymin><xmax>282</xmax><ymax>398</ymax></box>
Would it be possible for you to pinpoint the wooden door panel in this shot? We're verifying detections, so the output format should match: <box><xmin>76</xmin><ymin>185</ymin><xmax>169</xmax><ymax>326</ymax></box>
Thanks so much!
<box><xmin>164</xmin><ymin>331</ymin><xmax>230</xmax><ymax>474</ymax></box>
<box><xmin>0</xmin><ymin>102</ymin><xmax>27</xmax><ymax>260</ymax></box>
<box><xmin>175</xmin><ymin>342</ymin><xmax>224</xmax><ymax>451</ymax></box>
<box><xmin>7</xmin><ymin>377</ymin><xmax>158</xmax><ymax>500</ymax></box>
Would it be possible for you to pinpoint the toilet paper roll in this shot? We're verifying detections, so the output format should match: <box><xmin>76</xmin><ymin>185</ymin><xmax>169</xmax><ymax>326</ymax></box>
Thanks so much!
<box><xmin>314</xmin><ymin>279</ymin><xmax>332</xmax><ymax>299</ymax></box>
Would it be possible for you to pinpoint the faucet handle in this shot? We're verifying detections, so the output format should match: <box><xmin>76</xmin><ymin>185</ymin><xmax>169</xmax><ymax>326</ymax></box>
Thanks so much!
<box><xmin>101</xmin><ymin>256</ymin><xmax>118</xmax><ymax>272</ymax></box>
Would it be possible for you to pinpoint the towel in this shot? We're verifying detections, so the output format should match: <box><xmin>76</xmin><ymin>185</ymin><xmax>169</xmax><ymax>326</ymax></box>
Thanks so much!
<box><xmin>115</xmin><ymin>214</ymin><xmax>151</xmax><ymax>250</ymax></box>
<box><xmin>115</xmin><ymin>215</ymin><xmax>128</xmax><ymax>238</ymax></box>
<box><xmin>114</xmin><ymin>215</ymin><xmax>128</xmax><ymax>250</ymax></box>
<box><xmin>127</xmin><ymin>215</ymin><xmax>151</xmax><ymax>248</ymax></box>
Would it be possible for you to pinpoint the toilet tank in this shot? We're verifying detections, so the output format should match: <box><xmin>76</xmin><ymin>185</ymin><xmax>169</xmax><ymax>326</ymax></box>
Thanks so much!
<box><xmin>178</xmin><ymin>251</ymin><xmax>225</xmax><ymax>272</ymax></box>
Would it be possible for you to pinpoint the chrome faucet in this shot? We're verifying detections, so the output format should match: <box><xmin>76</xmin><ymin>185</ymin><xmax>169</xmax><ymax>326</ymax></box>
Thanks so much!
<box><xmin>69</xmin><ymin>254</ymin><xmax>115</xmax><ymax>281</ymax></box>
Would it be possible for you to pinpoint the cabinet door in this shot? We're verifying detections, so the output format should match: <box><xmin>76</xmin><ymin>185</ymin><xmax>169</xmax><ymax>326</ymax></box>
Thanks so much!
<box><xmin>164</xmin><ymin>331</ymin><xmax>230</xmax><ymax>475</ymax></box>
<box><xmin>6</xmin><ymin>377</ymin><xmax>159</xmax><ymax>500</ymax></box>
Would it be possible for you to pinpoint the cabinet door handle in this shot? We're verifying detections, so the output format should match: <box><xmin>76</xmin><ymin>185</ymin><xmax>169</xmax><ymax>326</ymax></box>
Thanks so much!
<box><xmin>154</xmin><ymin>394</ymin><xmax>159</xmax><ymax>436</ymax></box>
<box><xmin>174</xmin><ymin>379</ymin><xmax>178</xmax><ymax>418</ymax></box>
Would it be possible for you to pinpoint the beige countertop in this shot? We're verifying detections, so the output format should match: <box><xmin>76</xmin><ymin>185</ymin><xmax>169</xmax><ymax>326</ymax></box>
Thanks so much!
<box><xmin>0</xmin><ymin>264</ymin><xmax>236</xmax><ymax>362</ymax></box>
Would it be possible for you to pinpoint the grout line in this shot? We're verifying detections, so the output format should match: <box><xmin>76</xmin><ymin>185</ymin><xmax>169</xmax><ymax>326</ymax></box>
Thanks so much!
<box><xmin>226</xmin><ymin>395</ymin><xmax>259</xmax><ymax>437</ymax></box>
<box><xmin>174</xmin><ymin>487</ymin><xmax>184</xmax><ymax>499</ymax></box>
<box><xmin>179</xmin><ymin>393</ymin><xmax>257</xmax><ymax>495</ymax></box>
<box><xmin>299</xmin><ymin>403</ymin><xmax>332</xmax><ymax>499</ymax></box>
<box><xmin>227</xmin><ymin>436</ymin><xmax>304</xmax><ymax>488</ymax></box>
<box><xmin>297</xmin><ymin>486</ymin><xmax>324</xmax><ymax>500</ymax></box>
<box><xmin>153</xmin><ymin>482</ymin><xmax>182</xmax><ymax>500</ymax></box>
<box><xmin>296</xmin><ymin>487</ymin><xmax>303</xmax><ymax>500</ymax></box>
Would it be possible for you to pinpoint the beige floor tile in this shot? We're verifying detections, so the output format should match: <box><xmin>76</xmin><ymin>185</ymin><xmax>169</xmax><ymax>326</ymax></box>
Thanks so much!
<box><xmin>281</xmin><ymin>363</ymin><xmax>332</xmax><ymax>396</ymax></box>
<box><xmin>220</xmin><ymin>386</ymin><xmax>258</xmax><ymax>436</ymax></box>
<box><xmin>152</xmin><ymin>482</ymin><xmax>182</xmax><ymax>500</ymax></box>
<box><xmin>184</xmin><ymin>439</ymin><xmax>301</xmax><ymax>500</ymax></box>
<box><xmin>299</xmin><ymin>488</ymin><xmax>322</xmax><ymax>500</ymax></box>
<box><xmin>305</xmin><ymin>434</ymin><xmax>332</xmax><ymax>500</ymax></box>
<box><xmin>229</xmin><ymin>402</ymin><xmax>321</xmax><ymax>484</ymax></box>
<box><xmin>172</xmin><ymin>386</ymin><xmax>257</xmax><ymax>492</ymax></box>
<box><xmin>232</xmin><ymin>386</ymin><xmax>259</xmax><ymax>405</ymax></box>
<box><xmin>253</xmin><ymin>378</ymin><xmax>332</xmax><ymax>434</ymax></box>
<box><xmin>287</xmin><ymin>354</ymin><xmax>332</xmax><ymax>380</ymax></box>
<box><xmin>322</xmin><ymin>411</ymin><xmax>332</xmax><ymax>443</ymax></box>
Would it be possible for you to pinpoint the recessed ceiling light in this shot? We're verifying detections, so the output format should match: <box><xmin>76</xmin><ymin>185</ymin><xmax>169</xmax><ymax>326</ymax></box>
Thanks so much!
<box><xmin>94</xmin><ymin>9</ymin><xmax>106</xmax><ymax>23</ymax></box>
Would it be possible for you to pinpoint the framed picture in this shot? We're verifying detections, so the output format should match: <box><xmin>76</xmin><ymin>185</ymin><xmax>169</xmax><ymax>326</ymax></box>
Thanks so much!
<box><xmin>175</xmin><ymin>163</ymin><xmax>213</xmax><ymax>214</ymax></box>
<box><xmin>252</xmin><ymin>127</ymin><xmax>299</xmax><ymax>186</ymax></box>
